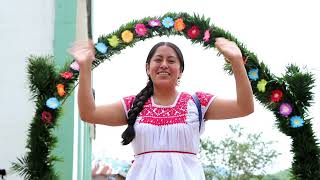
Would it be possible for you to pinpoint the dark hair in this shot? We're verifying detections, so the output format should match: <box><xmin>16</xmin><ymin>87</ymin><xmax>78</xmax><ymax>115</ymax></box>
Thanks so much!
<box><xmin>121</xmin><ymin>42</ymin><xmax>185</xmax><ymax>145</ymax></box>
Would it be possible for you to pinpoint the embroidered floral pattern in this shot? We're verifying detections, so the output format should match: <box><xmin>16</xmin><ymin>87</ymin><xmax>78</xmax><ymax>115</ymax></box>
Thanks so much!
<box><xmin>195</xmin><ymin>92</ymin><xmax>214</xmax><ymax>106</ymax></box>
<box><xmin>123</xmin><ymin>95</ymin><xmax>135</xmax><ymax>111</ymax></box>
<box><xmin>139</xmin><ymin>93</ymin><xmax>190</xmax><ymax>125</ymax></box>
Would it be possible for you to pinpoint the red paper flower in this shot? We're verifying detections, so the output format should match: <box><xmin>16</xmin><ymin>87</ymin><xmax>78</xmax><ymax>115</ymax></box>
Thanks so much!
<box><xmin>60</xmin><ymin>71</ymin><xmax>73</xmax><ymax>79</ymax></box>
<box><xmin>271</xmin><ymin>89</ymin><xmax>283</xmax><ymax>102</ymax></box>
<box><xmin>41</xmin><ymin>111</ymin><xmax>52</xmax><ymax>124</ymax></box>
<box><xmin>187</xmin><ymin>26</ymin><xmax>200</xmax><ymax>39</ymax></box>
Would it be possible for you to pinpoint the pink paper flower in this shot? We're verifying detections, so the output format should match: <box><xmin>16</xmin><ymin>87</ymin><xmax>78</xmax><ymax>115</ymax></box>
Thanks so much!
<box><xmin>135</xmin><ymin>24</ymin><xmax>147</xmax><ymax>36</ymax></box>
<box><xmin>203</xmin><ymin>29</ymin><xmax>210</xmax><ymax>42</ymax></box>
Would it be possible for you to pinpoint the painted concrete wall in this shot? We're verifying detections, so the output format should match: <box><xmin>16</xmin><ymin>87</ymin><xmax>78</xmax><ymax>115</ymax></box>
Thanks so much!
<box><xmin>0</xmin><ymin>0</ymin><xmax>92</xmax><ymax>179</ymax></box>
<box><xmin>0</xmin><ymin>1</ymin><xmax>55</xmax><ymax>179</ymax></box>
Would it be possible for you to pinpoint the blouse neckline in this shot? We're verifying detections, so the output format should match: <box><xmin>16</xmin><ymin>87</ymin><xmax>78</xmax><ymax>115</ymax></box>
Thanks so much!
<box><xmin>151</xmin><ymin>92</ymin><xmax>182</xmax><ymax>108</ymax></box>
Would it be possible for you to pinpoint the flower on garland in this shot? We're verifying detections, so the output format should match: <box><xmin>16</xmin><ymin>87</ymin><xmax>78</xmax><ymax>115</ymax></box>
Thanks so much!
<box><xmin>203</xmin><ymin>29</ymin><xmax>210</xmax><ymax>42</ymax></box>
<box><xmin>248</xmin><ymin>68</ymin><xmax>259</xmax><ymax>81</ymax></box>
<box><xmin>279</xmin><ymin>103</ymin><xmax>293</xmax><ymax>117</ymax></box>
<box><xmin>187</xmin><ymin>25</ymin><xmax>200</xmax><ymax>39</ymax></box>
<box><xmin>148</xmin><ymin>19</ymin><xmax>161</xmax><ymax>27</ymax></box>
<box><xmin>121</xmin><ymin>30</ymin><xmax>133</xmax><ymax>43</ymax></box>
<box><xmin>271</xmin><ymin>89</ymin><xmax>283</xmax><ymax>102</ymax></box>
<box><xmin>95</xmin><ymin>42</ymin><xmax>108</xmax><ymax>54</ymax></box>
<box><xmin>108</xmin><ymin>35</ymin><xmax>119</xmax><ymax>48</ymax></box>
<box><xmin>257</xmin><ymin>79</ymin><xmax>268</xmax><ymax>92</ymax></box>
<box><xmin>70</xmin><ymin>61</ymin><xmax>80</xmax><ymax>72</ymax></box>
<box><xmin>41</xmin><ymin>111</ymin><xmax>52</xmax><ymax>124</ymax></box>
<box><xmin>290</xmin><ymin>116</ymin><xmax>304</xmax><ymax>128</ymax></box>
<box><xmin>60</xmin><ymin>71</ymin><xmax>73</xmax><ymax>80</ymax></box>
<box><xmin>56</xmin><ymin>84</ymin><xmax>66</xmax><ymax>97</ymax></box>
<box><xmin>162</xmin><ymin>17</ymin><xmax>174</xmax><ymax>28</ymax></box>
<box><xmin>174</xmin><ymin>18</ymin><xmax>185</xmax><ymax>31</ymax></box>
<box><xmin>46</xmin><ymin>97</ymin><xmax>60</xmax><ymax>109</ymax></box>
<box><xmin>135</xmin><ymin>23</ymin><xmax>148</xmax><ymax>36</ymax></box>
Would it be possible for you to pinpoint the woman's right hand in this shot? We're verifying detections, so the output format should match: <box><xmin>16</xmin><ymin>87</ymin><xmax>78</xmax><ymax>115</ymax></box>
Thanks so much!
<box><xmin>68</xmin><ymin>40</ymin><xmax>95</xmax><ymax>65</ymax></box>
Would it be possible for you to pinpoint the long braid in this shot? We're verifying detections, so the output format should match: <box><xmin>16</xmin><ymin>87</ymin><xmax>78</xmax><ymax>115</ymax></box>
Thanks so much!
<box><xmin>121</xmin><ymin>80</ymin><xmax>154</xmax><ymax>145</ymax></box>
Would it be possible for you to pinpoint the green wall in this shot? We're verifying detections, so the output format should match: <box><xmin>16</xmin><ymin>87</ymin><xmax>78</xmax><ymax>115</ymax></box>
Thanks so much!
<box><xmin>53</xmin><ymin>1</ymin><xmax>92</xmax><ymax>179</ymax></box>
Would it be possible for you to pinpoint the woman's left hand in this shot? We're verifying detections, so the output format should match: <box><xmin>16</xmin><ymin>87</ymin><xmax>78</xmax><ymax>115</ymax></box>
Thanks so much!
<box><xmin>215</xmin><ymin>37</ymin><xmax>243</xmax><ymax>64</ymax></box>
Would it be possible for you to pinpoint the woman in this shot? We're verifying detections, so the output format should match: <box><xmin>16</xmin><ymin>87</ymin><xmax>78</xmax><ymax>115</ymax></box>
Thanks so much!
<box><xmin>69</xmin><ymin>37</ymin><xmax>254</xmax><ymax>179</ymax></box>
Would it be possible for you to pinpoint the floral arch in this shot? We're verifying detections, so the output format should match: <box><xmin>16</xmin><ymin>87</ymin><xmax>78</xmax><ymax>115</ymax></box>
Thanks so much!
<box><xmin>13</xmin><ymin>12</ymin><xmax>320</xmax><ymax>179</ymax></box>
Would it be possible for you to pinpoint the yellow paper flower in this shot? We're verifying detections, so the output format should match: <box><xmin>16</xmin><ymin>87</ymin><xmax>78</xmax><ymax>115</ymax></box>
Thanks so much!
<box><xmin>174</xmin><ymin>18</ymin><xmax>186</xmax><ymax>31</ymax></box>
<box><xmin>121</xmin><ymin>30</ymin><xmax>133</xmax><ymax>43</ymax></box>
<box><xmin>56</xmin><ymin>84</ymin><xmax>65</xmax><ymax>97</ymax></box>
<box><xmin>108</xmin><ymin>35</ymin><xmax>119</xmax><ymax>48</ymax></box>
<box><xmin>257</xmin><ymin>79</ymin><xmax>268</xmax><ymax>92</ymax></box>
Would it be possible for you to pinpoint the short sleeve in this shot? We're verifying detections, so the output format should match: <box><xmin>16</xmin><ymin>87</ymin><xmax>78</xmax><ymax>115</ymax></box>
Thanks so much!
<box><xmin>195</xmin><ymin>91</ymin><xmax>216</xmax><ymax>118</ymax></box>
<box><xmin>121</xmin><ymin>95</ymin><xmax>135</xmax><ymax>118</ymax></box>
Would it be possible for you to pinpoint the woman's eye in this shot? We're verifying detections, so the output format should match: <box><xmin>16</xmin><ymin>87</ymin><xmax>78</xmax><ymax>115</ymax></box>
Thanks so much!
<box><xmin>168</xmin><ymin>60</ymin><xmax>175</xmax><ymax>64</ymax></box>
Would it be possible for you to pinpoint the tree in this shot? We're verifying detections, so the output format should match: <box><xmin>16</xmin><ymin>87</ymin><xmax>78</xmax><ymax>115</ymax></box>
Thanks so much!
<box><xmin>200</xmin><ymin>124</ymin><xmax>280</xmax><ymax>180</ymax></box>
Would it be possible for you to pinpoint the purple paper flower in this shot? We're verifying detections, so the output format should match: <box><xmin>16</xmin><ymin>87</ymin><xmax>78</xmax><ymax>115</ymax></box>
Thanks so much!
<box><xmin>148</xmin><ymin>19</ymin><xmax>161</xmax><ymax>27</ymax></box>
<box><xmin>279</xmin><ymin>103</ymin><xmax>292</xmax><ymax>117</ymax></box>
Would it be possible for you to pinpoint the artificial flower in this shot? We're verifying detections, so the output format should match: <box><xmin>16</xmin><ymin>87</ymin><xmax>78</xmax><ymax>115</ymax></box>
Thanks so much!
<box><xmin>41</xmin><ymin>111</ymin><xmax>52</xmax><ymax>124</ymax></box>
<box><xmin>121</xmin><ymin>30</ymin><xmax>133</xmax><ymax>43</ymax></box>
<box><xmin>203</xmin><ymin>29</ymin><xmax>210</xmax><ymax>42</ymax></box>
<box><xmin>135</xmin><ymin>24</ymin><xmax>147</xmax><ymax>36</ymax></box>
<box><xmin>271</xmin><ymin>89</ymin><xmax>283</xmax><ymax>102</ymax></box>
<box><xmin>162</xmin><ymin>17</ymin><xmax>174</xmax><ymax>28</ymax></box>
<box><xmin>279</xmin><ymin>103</ymin><xmax>292</xmax><ymax>117</ymax></box>
<box><xmin>290</xmin><ymin>116</ymin><xmax>304</xmax><ymax>128</ymax></box>
<box><xmin>60</xmin><ymin>71</ymin><xmax>73</xmax><ymax>79</ymax></box>
<box><xmin>70</xmin><ymin>61</ymin><xmax>80</xmax><ymax>72</ymax></box>
<box><xmin>248</xmin><ymin>68</ymin><xmax>259</xmax><ymax>81</ymax></box>
<box><xmin>56</xmin><ymin>84</ymin><xmax>66</xmax><ymax>97</ymax></box>
<box><xmin>187</xmin><ymin>26</ymin><xmax>200</xmax><ymax>39</ymax></box>
<box><xmin>148</xmin><ymin>19</ymin><xmax>161</xmax><ymax>27</ymax></box>
<box><xmin>46</xmin><ymin>97</ymin><xmax>60</xmax><ymax>109</ymax></box>
<box><xmin>174</xmin><ymin>18</ymin><xmax>186</xmax><ymax>31</ymax></box>
<box><xmin>95</xmin><ymin>42</ymin><xmax>108</xmax><ymax>54</ymax></box>
<box><xmin>108</xmin><ymin>35</ymin><xmax>119</xmax><ymax>48</ymax></box>
<box><xmin>257</xmin><ymin>79</ymin><xmax>268</xmax><ymax>92</ymax></box>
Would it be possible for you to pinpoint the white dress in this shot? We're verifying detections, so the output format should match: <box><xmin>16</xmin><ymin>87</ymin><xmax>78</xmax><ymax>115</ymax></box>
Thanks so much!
<box><xmin>121</xmin><ymin>91</ymin><xmax>215</xmax><ymax>180</ymax></box>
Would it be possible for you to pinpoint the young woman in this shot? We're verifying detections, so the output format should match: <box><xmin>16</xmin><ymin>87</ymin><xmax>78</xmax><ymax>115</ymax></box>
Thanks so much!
<box><xmin>69</xmin><ymin>37</ymin><xmax>254</xmax><ymax>179</ymax></box>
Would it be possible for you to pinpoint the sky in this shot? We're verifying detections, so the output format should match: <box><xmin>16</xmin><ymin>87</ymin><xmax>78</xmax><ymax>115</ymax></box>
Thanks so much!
<box><xmin>90</xmin><ymin>0</ymin><xmax>320</xmax><ymax>174</ymax></box>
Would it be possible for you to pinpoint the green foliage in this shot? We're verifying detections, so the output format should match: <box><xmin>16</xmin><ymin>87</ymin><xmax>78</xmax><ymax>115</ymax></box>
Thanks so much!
<box><xmin>200</xmin><ymin>125</ymin><xmax>280</xmax><ymax>180</ymax></box>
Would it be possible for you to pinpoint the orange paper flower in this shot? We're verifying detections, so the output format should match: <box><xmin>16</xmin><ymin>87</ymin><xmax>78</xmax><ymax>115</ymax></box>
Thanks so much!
<box><xmin>56</xmin><ymin>84</ymin><xmax>65</xmax><ymax>97</ymax></box>
<box><xmin>174</xmin><ymin>18</ymin><xmax>186</xmax><ymax>31</ymax></box>
<box><xmin>121</xmin><ymin>30</ymin><xmax>134</xmax><ymax>43</ymax></box>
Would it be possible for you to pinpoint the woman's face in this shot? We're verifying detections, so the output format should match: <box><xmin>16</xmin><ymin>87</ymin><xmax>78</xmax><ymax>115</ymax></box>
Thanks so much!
<box><xmin>146</xmin><ymin>45</ymin><xmax>182</xmax><ymax>88</ymax></box>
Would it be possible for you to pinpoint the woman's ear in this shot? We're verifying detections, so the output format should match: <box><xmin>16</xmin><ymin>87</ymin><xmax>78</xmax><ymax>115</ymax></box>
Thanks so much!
<box><xmin>146</xmin><ymin>63</ymin><xmax>150</xmax><ymax>75</ymax></box>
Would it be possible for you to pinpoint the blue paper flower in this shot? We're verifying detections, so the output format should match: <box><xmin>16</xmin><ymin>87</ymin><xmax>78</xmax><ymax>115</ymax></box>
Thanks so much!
<box><xmin>162</xmin><ymin>17</ymin><xmax>174</xmax><ymax>28</ymax></box>
<box><xmin>95</xmin><ymin>42</ymin><xmax>108</xmax><ymax>54</ymax></box>
<box><xmin>248</xmin><ymin>68</ymin><xmax>259</xmax><ymax>81</ymax></box>
<box><xmin>46</xmin><ymin>97</ymin><xmax>60</xmax><ymax>109</ymax></box>
<box><xmin>290</xmin><ymin>116</ymin><xmax>305</xmax><ymax>128</ymax></box>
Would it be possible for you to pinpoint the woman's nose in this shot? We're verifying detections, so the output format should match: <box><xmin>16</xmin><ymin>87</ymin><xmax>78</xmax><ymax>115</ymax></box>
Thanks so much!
<box><xmin>160</xmin><ymin>60</ymin><xmax>168</xmax><ymax>68</ymax></box>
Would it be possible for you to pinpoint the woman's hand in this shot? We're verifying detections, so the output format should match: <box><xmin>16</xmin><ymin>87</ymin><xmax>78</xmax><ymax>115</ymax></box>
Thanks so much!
<box><xmin>215</xmin><ymin>37</ymin><xmax>243</xmax><ymax>64</ymax></box>
<box><xmin>68</xmin><ymin>40</ymin><xmax>95</xmax><ymax>65</ymax></box>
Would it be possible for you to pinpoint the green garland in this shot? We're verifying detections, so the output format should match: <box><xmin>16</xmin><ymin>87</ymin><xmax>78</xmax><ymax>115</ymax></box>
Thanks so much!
<box><xmin>12</xmin><ymin>12</ymin><xmax>320</xmax><ymax>179</ymax></box>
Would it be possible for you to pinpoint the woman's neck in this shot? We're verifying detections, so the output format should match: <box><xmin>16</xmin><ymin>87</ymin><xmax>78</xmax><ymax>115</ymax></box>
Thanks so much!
<box><xmin>152</xmin><ymin>87</ymin><xmax>179</xmax><ymax>106</ymax></box>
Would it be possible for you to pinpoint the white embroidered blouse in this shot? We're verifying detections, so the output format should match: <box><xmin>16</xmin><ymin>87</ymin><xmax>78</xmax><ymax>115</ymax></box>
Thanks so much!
<box><xmin>121</xmin><ymin>91</ymin><xmax>215</xmax><ymax>180</ymax></box>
